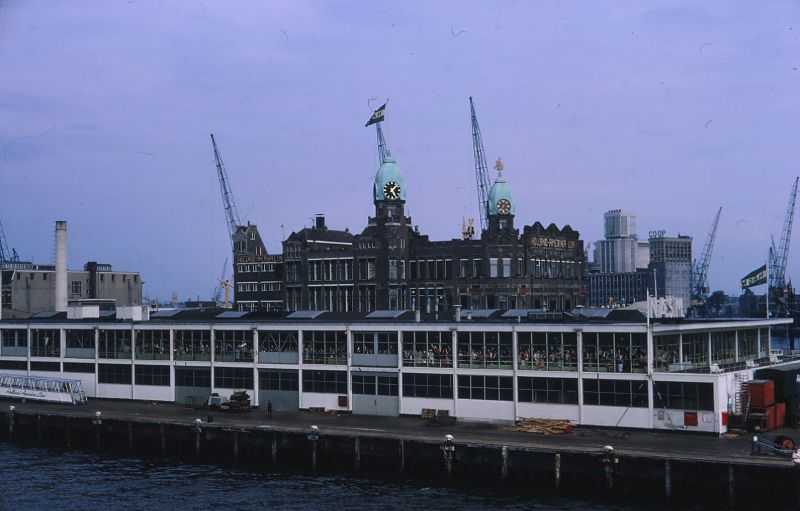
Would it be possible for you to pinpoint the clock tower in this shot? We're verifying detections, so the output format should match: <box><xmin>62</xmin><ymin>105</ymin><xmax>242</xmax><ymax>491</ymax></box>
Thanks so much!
<box><xmin>372</xmin><ymin>154</ymin><xmax>407</xmax><ymax>220</ymax></box>
<box><xmin>486</xmin><ymin>158</ymin><xmax>515</xmax><ymax>234</ymax></box>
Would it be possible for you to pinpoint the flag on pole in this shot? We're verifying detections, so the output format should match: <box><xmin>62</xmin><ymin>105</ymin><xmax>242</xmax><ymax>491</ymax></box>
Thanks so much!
<box><xmin>365</xmin><ymin>103</ymin><xmax>386</xmax><ymax>127</ymax></box>
<box><xmin>741</xmin><ymin>264</ymin><xmax>767</xmax><ymax>289</ymax></box>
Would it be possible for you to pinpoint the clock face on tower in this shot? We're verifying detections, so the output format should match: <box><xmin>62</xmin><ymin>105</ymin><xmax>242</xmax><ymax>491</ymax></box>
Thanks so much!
<box><xmin>496</xmin><ymin>198</ymin><xmax>511</xmax><ymax>215</ymax></box>
<box><xmin>383</xmin><ymin>181</ymin><xmax>401</xmax><ymax>200</ymax></box>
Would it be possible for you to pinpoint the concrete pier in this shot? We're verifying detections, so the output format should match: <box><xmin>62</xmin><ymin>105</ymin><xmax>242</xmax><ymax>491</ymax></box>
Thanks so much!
<box><xmin>0</xmin><ymin>399</ymin><xmax>798</xmax><ymax>506</ymax></box>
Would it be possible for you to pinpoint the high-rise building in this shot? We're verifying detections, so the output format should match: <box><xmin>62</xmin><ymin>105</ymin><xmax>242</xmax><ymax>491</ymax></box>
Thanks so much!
<box><xmin>648</xmin><ymin>234</ymin><xmax>692</xmax><ymax>310</ymax></box>
<box><xmin>593</xmin><ymin>210</ymin><xmax>649</xmax><ymax>273</ymax></box>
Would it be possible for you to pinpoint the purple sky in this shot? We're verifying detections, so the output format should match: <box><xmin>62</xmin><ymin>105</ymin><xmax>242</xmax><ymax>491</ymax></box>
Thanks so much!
<box><xmin>1</xmin><ymin>1</ymin><xmax>799</xmax><ymax>301</ymax></box>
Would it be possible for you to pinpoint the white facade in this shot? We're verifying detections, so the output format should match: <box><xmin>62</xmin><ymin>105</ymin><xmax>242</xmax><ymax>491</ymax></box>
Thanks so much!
<box><xmin>0</xmin><ymin>315</ymin><xmax>792</xmax><ymax>436</ymax></box>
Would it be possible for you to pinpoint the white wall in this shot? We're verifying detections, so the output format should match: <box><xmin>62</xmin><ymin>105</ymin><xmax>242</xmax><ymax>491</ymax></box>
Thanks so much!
<box><xmin>652</xmin><ymin>408</ymin><xmax>718</xmax><ymax>433</ymax></box>
<box><xmin>455</xmin><ymin>399</ymin><xmax>514</xmax><ymax>422</ymax></box>
<box><xmin>302</xmin><ymin>392</ymin><xmax>346</xmax><ymax>410</ymax></box>
<box><xmin>401</xmin><ymin>397</ymin><xmax>454</xmax><ymax>416</ymax></box>
<box><xmin>581</xmin><ymin>405</ymin><xmax>650</xmax><ymax>428</ymax></box>
<box><xmin>133</xmin><ymin>385</ymin><xmax>173</xmax><ymax>402</ymax></box>
<box><xmin>517</xmin><ymin>403</ymin><xmax>579</xmax><ymax>421</ymax></box>
<box><xmin>97</xmin><ymin>383</ymin><xmax>132</xmax><ymax>399</ymax></box>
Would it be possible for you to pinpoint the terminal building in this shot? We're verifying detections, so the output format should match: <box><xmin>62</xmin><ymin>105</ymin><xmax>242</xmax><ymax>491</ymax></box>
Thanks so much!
<box><xmin>281</xmin><ymin>157</ymin><xmax>586</xmax><ymax>314</ymax></box>
<box><xmin>0</xmin><ymin>307</ymin><xmax>791</xmax><ymax>434</ymax></box>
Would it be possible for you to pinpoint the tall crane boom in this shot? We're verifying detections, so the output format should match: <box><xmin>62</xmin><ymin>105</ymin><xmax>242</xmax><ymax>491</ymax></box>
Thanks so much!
<box><xmin>211</xmin><ymin>133</ymin><xmax>242</xmax><ymax>247</ymax></box>
<box><xmin>692</xmin><ymin>207</ymin><xmax>722</xmax><ymax>301</ymax></box>
<box><xmin>771</xmin><ymin>176</ymin><xmax>798</xmax><ymax>289</ymax></box>
<box><xmin>0</xmin><ymin>221</ymin><xmax>11</xmax><ymax>262</ymax></box>
<box><xmin>470</xmin><ymin>97</ymin><xmax>492</xmax><ymax>232</ymax></box>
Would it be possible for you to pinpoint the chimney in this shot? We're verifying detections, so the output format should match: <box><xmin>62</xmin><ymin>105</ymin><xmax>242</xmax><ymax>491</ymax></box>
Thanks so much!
<box><xmin>315</xmin><ymin>214</ymin><xmax>326</xmax><ymax>230</ymax></box>
<box><xmin>55</xmin><ymin>221</ymin><xmax>68</xmax><ymax>312</ymax></box>
<box><xmin>454</xmin><ymin>304</ymin><xmax>462</xmax><ymax>322</ymax></box>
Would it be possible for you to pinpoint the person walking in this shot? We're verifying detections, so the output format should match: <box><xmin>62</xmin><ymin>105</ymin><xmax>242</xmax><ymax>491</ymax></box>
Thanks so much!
<box><xmin>267</xmin><ymin>400</ymin><xmax>273</xmax><ymax>418</ymax></box>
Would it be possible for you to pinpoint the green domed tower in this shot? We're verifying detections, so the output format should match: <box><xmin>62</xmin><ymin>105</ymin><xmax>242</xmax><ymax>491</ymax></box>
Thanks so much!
<box><xmin>486</xmin><ymin>158</ymin><xmax>515</xmax><ymax>233</ymax></box>
<box><xmin>372</xmin><ymin>154</ymin><xmax>406</xmax><ymax>220</ymax></box>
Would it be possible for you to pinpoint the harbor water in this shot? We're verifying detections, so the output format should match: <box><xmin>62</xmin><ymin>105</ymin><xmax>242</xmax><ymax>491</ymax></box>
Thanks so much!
<box><xmin>0</xmin><ymin>443</ymin><xmax>755</xmax><ymax>511</ymax></box>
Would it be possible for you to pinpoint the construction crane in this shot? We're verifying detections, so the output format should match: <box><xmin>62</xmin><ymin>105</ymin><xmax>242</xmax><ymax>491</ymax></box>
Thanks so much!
<box><xmin>211</xmin><ymin>134</ymin><xmax>242</xmax><ymax>249</ymax></box>
<box><xmin>0</xmin><ymin>221</ymin><xmax>18</xmax><ymax>263</ymax></box>
<box><xmin>217</xmin><ymin>278</ymin><xmax>233</xmax><ymax>309</ymax></box>
<box><xmin>212</xmin><ymin>256</ymin><xmax>228</xmax><ymax>306</ymax></box>
<box><xmin>691</xmin><ymin>207</ymin><xmax>722</xmax><ymax>304</ymax></box>
<box><xmin>771</xmin><ymin>177</ymin><xmax>798</xmax><ymax>290</ymax></box>
<box><xmin>470</xmin><ymin>97</ymin><xmax>492</xmax><ymax>233</ymax></box>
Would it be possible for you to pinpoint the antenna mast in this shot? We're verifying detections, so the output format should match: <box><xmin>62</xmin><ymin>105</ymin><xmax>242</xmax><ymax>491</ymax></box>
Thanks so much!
<box><xmin>470</xmin><ymin>97</ymin><xmax>492</xmax><ymax>232</ymax></box>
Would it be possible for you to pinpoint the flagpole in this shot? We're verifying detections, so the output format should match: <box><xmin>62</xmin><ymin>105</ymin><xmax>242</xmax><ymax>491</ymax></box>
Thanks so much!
<box><xmin>766</xmin><ymin>257</ymin><xmax>770</xmax><ymax>319</ymax></box>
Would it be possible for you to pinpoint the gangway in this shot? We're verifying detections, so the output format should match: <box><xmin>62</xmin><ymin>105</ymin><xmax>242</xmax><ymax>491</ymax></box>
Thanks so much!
<box><xmin>0</xmin><ymin>374</ymin><xmax>87</xmax><ymax>405</ymax></box>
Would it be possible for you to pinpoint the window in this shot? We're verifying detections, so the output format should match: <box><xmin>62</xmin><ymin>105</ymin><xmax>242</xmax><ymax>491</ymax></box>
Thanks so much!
<box><xmin>30</xmin><ymin>329</ymin><xmax>60</xmax><ymax>357</ymax></box>
<box><xmin>457</xmin><ymin>331</ymin><xmax>513</xmax><ymax>369</ymax></box>
<box><xmin>31</xmin><ymin>361</ymin><xmax>60</xmax><ymax>372</ymax></box>
<box><xmin>135</xmin><ymin>365</ymin><xmax>170</xmax><ymax>386</ymax></box>
<box><xmin>402</xmin><ymin>373</ymin><xmax>453</xmax><ymax>399</ymax></box>
<box><xmin>517</xmin><ymin>377</ymin><xmax>578</xmax><ymax>404</ymax></box>
<box><xmin>583</xmin><ymin>379</ymin><xmax>647</xmax><ymax>407</ymax></box>
<box><xmin>98</xmin><ymin>364</ymin><xmax>132</xmax><ymax>384</ymax></box>
<box><xmin>403</xmin><ymin>331</ymin><xmax>451</xmax><ymax>367</ymax></box>
<box><xmin>654</xmin><ymin>381</ymin><xmax>714</xmax><ymax>411</ymax></box>
<box><xmin>99</xmin><ymin>329</ymin><xmax>132</xmax><ymax>359</ymax></box>
<box><xmin>259</xmin><ymin>370</ymin><xmax>299</xmax><ymax>391</ymax></box>
<box><xmin>352</xmin><ymin>374</ymin><xmax>398</xmax><ymax>395</ymax></box>
<box><xmin>1</xmin><ymin>329</ymin><xmax>27</xmax><ymax>347</ymax></box>
<box><xmin>517</xmin><ymin>331</ymin><xmax>577</xmax><ymax>371</ymax></box>
<box><xmin>458</xmin><ymin>375</ymin><xmax>513</xmax><ymax>401</ymax></box>
<box><xmin>136</xmin><ymin>330</ymin><xmax>170</xmax><ymax>360</ymax></box>
<box><xmin>302</xmin><ymin>330</ymin><xmax>346</xmax><ymax>364</ymax></box>
<box><xmin>63</xmin><ymin>362</ymin><xmax>95</xmax><ymax>373</ymax></box>
<box><xmin>0</xmin><ymin>360</ymin><xmax>27</xmax><ymax>370</ymax></box>
<box><xmin>174</xmin><ymin>330</ymin><xmax>211</xmax><ymax>361</ymax></box>
<box><xmin>490</xmin><ymin>258</ymin><xmax>498</xmax><ymax>278</ymax></box>
<box><xmin>214</xmin><ymin>367</ymin><xmax>254</xmax><ymax>389</ymax></box>
<box><xmin>582</xmin><ymin>332</ymin><xmax>647</xmax><ymax>373</ymax></box>
<box><xmin>214</xmin><ymin>330</ymin><xmax>254</xmax><ymax>362</ymax></box>
<box><xmin>70</xmin><ymin>280</ymin><xmax>82</xmax><ymax>295</ymax></box>
<box><xmin>259</xmin><ymin>331</ymin><xmax>298</xmax><ymax>352</ymax></box>
<box><xmin>302</xmin><ymin>370</ymin><xmax>347</xmax><ymax>393</ymax></box>
<box><xmin>175</xmin><ymin>368</ymin><xmax>211</xmax><ymax>388</ymax></box>
<box><xmin>353</xmin><ymin>331</ymin><xmax>398</xmax><ymax>354</ymax></box>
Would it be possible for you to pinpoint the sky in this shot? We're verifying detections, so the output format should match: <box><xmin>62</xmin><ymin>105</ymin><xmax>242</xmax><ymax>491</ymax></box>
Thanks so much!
<box><xmin>1</xmin><ymin>0</ymin><xmax>799</xmax><ymax>302</ymax></box>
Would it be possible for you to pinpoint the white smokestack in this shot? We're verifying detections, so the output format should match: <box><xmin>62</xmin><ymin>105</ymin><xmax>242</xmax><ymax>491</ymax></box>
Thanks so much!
<box><xmin>55</xmin><ymin>221</ymin><xmax>67</xmax><ymax>312</ymax></box>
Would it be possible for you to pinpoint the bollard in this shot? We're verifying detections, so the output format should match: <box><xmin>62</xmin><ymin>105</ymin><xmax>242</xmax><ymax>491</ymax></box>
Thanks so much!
<box><xmin>65</xmin><ymin>416</ymin><xmax>71</xmax><ymax>447</ymax></box>
<box><xmin>36</xmin><ymin>414</ymin><xmax>42</xmax><ymax>444</ymax></box>
<box><xmin>128</xmin><ymin>422</ymin><xmax>134</xmax><ymax>451</ymax></box>
<box><xmin>440</xmin><ymin>434</ymin><xmax>455</xmax><ymax>478</ymax></box>
<box><xmin>500</xmin><ymin>446</ymin><xmax>508</xmax><ymax>479</ymax></box>
<box><xmin>554</xmin><ymin>452</ymin><xmax>561</xmax><ymax>489</ymax></box>
<box><xmin>752</xmin><ymin>435</ymin><xmax>760</xmax><ymax>455</ymax></box>
<box><xmin>92</xmin><ymin>411</ymin><xmax>103</xmax><ymax>450</ymax></box>
<box><xmin>728</xmin><ymin>465</ymin><xmax>735</xmax><ymax>507</ymax></box>
<box><xmin>664</xmin><ymin>460</ymin><xmax>672</xmax><ymax>498</ymax></box>
<box><xmin>7</xmin><ymin>405</ymin><xmax>15</xmax><ymax>440</ymax></box>
<box><xmin>307</xmin><ymin>425</ymin><xmax>320</xmax><ymax>470</ymax></box>
<box><xmin>271</xmin><ymin>432</ymin><xmax>278</xmax><ymax>465</ymax></box>
<box><xmin>159</xmin><ymin>424</ymin><xmax>166</xmax><ymax>457</ymax></box>
<box><xmin>232</xmin><ymin>432</ymin><xmax>239</xmax><ymax>462</ymax></box>
<box><xmin>353</xmin><ymin>437</ymin><xmax>361</xmax><ymax>470</ymax></box>
<box><xmin>398</xmin><ymin>439</ymin><xmax>405</xmax><ymax>473</ymax></box>
<box><xmin>193</xmin><ymin>419</ymin><xmax>202</xmax><ymax>457</ymax></box>
<box><xmin>600</xmin><ymin>445</ymin><xmax>618</xmax><ymax>494</ymax></box>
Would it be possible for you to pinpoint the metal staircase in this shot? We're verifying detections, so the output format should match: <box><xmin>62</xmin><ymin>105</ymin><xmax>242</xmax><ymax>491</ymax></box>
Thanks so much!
<box><xmin>734</xmin><ymin>374</ymin><xmax>751</xmax><ymax>420</ymax></box>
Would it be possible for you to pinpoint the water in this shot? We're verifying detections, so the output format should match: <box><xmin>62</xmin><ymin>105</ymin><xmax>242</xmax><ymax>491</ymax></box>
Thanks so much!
<box><xmin>0</xmin><ymin>443</ymin><xmax>645</xmax><ymax>511</ymax></box>
<box><xmin>3</xmin><ymin>443</ymin><xmax>789</xmax><ymax>510</ymax></box>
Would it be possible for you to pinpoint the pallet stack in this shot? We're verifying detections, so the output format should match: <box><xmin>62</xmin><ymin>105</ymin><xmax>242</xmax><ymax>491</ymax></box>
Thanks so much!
<box><xmin>507</xmin><ymin>417</ymin><xmax>574</xmax><ymax>435</ymax></box>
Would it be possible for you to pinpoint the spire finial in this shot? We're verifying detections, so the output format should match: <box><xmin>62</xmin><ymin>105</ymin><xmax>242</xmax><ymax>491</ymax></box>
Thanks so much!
<box><xmin>494</xmin><ymin>158</ymin><xmax>504</xmax><ymax>173</ymax></box>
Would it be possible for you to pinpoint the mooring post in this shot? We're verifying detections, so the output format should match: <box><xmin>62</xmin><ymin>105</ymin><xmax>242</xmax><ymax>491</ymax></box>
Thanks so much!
<box><xmin>7</xmin><ymin>405</ymin><xmax>15</xmax><ymax>440</ymax></box>
<box><xmin>193</xmin><ymin>419</ymin><xmax>202</xmax><ymax>457</ymax></box>
<box><xmin>441</xmin><ymin>434</ymin><xmax>455</xmax><ymax>478</ymax></box>
<box><xmin>664</xmin><ymin>460</ymin><xmax>672</xmax><ymax>498</ymax></box>
<box><xmin>398</xmin><ymin>439</ymin><xmax>405</xmax><ymax>473</ymax></box>
<box><xmin>92</xmin><ymin>411</ymin><xmax>103</xmax><ymax>450</ymax></box>
<box><xmin>308</xmin><ymin>425</ymin><xmax>320</xmax><ymax>470</ymax></box>
<box><xmin>601</xmin><ymin>445</ymin><xmax>618</xmax><ymax>494</ymax></box>
<box><xmin>232</xmin><ymin>432</ymin><xmax>239</xmax><ymax>462</ymax></box>
<box><xmin>159</xmin><ymin>424</ymin><xmax>166</xmax><ymax>457</ymax></box>
<box><xmin>353</xmin><ymin>437</ymin><xmax>361</xmax><ymax>470</ymax></box>
<box><xmin>36</xmin><ymin>414</ymin><xmax>42</xmax><ymax>444</ymax></box>
<box><xmin>554</xmin><ymin>452</ymin><xmax>562</xmax><ymax>489</ymax></box>
<box><xmin>500</xmin><ymin>446</ymin><xmax>508</xmax><ymax>479</ymax></box>
<box><xmin>65</xmin><ymin>416</ymin><xmax>71</xmax><ymax>447</ymax></box>
<box><xmin>127</xmin><ymin>422</ymin><xmax>134</xmax><ymax>451</ymax></box>
<box><xmin>271</xmin><ymin>432</ymin><xmax>278</xmax><ymax>465</ymax></box>
<box><xmin>728</xmin><ymin>465</ymin><xmax>735</xmax><ymax>507</ymax></box>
